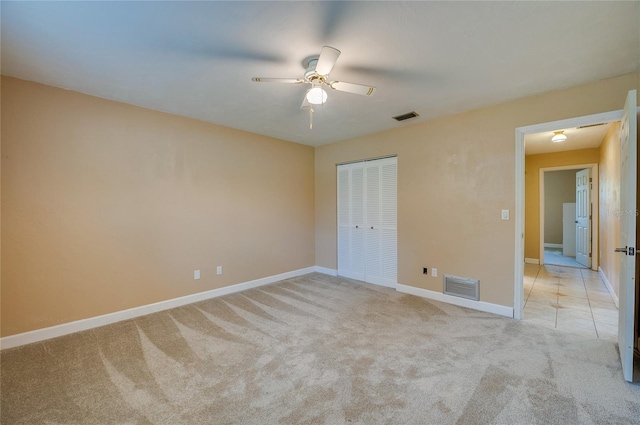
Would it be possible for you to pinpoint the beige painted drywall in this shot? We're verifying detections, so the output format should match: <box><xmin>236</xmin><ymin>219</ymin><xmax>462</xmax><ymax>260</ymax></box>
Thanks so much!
<box><xmin>525</xmin><ymin>149</ymin><xmax>600</xmax><ymax>261</ymax></box>
<box><xmin>0</xmin><ymin>77</ymin><xmax>3</xmax><ymax>327</ymax></box>
<box><xmin>1</xmin><ymin>77</ymin><xmax>315</xmax><ymax>337</ymax></box>
<box><xmin>316</xmin><ymin>73</ymin><xmax>638</xmax><ymax>308</ymax></box>
<box><xmin>599</xmin><ymin>122</ymin><xmax>622</xmax><ymax>297</ymax></box>
<box><xmin>544</xmin><ymin>170</ymin><xmax>578</xmax><ymax>245</ymax></box>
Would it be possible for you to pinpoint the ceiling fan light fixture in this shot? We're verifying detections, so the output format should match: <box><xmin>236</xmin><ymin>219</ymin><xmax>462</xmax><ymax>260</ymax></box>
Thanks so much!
<box><xmin>551</xmin><ymin>130</ymin><xmax>567</xmax><ymax>143</ymax></box>
<box><xmin>306</xmin><ymin>86</ymin><xmax>328</xmax><ymax>105</ymax></box>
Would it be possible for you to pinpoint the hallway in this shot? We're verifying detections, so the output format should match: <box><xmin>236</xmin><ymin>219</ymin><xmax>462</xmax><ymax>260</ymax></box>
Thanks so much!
<box><xmin>543</xmin><ymin>247</ymin><xmax>586</xmax><ymax>268</ymax></box>
<box><xmin>523</xmin><ymin>264</ymin><xmax>618</xmax><ymax>340</ymax></box>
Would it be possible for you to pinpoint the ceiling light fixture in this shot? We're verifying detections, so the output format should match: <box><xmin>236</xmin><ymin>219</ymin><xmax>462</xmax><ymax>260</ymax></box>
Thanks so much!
<box><xmin>306</xmin><ymin>85</ymin><xmax>327</xmax><ymax>105</ymax></box>
<box><xmin>551</xmin><ymin>130</ymin><xmax>567</xmax><ymax>143</ymax></box>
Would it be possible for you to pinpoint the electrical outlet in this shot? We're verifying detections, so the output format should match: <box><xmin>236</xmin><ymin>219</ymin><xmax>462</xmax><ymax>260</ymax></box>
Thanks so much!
<box><xmin>432</xmin><ymin>268</ymin><xmax>438</xmax><ymax>277</ymax></box>
<box><xmin>194</xmin><ymin>270</ymin><xmax>200</xmax><ymax>280</ymax></box>
<box><xmin>423</xmin><ymin>267</ymin><xmax>428</xmax><ymax>275</ymax></box>
<box><xmin>216</xmin><ymin>266</ymin><xmax>222</xmax><ymax>275</ymax></box>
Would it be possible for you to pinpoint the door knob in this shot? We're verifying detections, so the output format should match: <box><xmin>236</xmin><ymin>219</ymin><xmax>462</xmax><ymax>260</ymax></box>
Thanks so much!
<box><xmin>615</xmin><ymin>246</ymin><xmax>635</xmax><ymax>255</ymax></box>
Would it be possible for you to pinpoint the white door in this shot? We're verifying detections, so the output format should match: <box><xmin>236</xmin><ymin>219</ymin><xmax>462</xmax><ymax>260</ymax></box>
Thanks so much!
<box><xmin>365</xmin><ymin>162</ymin><xmax>382</xmax><ymax>282</ymax></box>
<box><xmin>337</xmin><ymin>163</ymin><xmax>365</xmax><ymax>281</ymax></box>
<box><xmin>617</xmin><ymin>89</ymin><xmax>637</xmax><ymax>382</ymax></box>
<box><xmin>365</xmin><ymin>157</ymin><xmax>397</xmax><ymax>287</ymax></box>
<box><xmin>575</xmin><ymin>168</ymin><xmax>591</xmax><ymax>267</ymax></box>
<box><xmin>350</xmin><ymin>164</ymin><xmax>366</xmax><ymax>282</ymax></box>
<box><xmin>379</xmin><ymin>159</ymin><xmax>398</xmax><ymax>287</ymax></box>
<box><xmin>337</xmin><ymin>157</ymin><xmax>397</xmax><ymax>287</ymax></box>
<box><xmin>562</xmin><ymin>203</ymin><xmax>576</xmax><ymax>257</ymax></box>
<box><xmin>337</xmin><ymin>166</ymin><xmax>351</xmax><ymax>277</ymax></box>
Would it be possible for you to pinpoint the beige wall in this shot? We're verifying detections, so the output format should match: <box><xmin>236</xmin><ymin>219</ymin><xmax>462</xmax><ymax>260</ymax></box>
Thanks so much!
<box><xmin>0</xmin><ymin>77</ymin><xmax>2</xmax><ymax>327</ymax></box>
<box><xmin>316</xmin><ymin>73</ymin><xmax>638</xmax><ymax>308</ymax></box>
<box><xmin>1</xmin><ymin>77</ymin><xmax>315</xmax><ymax>336</ymax></box>
<box><xmin>2</xmin><ymin>73</ymin><xmax>638</xmax><ymax>336</ymax></box>
<box><xmin>524</xmin><ymin>149</ymin><xmax>600</xmax><ymax>260</ymax></box>
<box><xmin>544</xmin><ymin>170</ymin><xmax>578</xmax><ymax>245</ymax></box>
<box><xmin>599</xmin><ymin>122</ymin><xmax>622</xmax><ymax>297</ymax></box>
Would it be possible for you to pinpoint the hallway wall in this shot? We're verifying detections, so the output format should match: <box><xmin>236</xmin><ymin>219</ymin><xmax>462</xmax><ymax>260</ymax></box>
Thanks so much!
<box><xmin>599</xmin><ymin>122</ymin><xmax>622</xmax><ymax>298</ymax></box>
<box><xmin>544</xmin><ymin>169</ymin><xmax>578</xmax><ymax>245</ymax></box>
<box><xmin>525</xmin><ymin>149</ymin><xmax>600</xmax><ymax>261</ymax></box>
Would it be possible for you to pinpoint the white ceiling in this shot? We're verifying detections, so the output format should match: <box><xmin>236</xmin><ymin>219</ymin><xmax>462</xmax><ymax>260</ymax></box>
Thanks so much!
<box><xmin>525</xmin><ymin>123</ymin><xmax>614</xmax><ymax>156</ymax></box>
<box><xmin>2</xmin><ymin>1</ymin><xmax>639</xmax><ymax>146</ymax></box>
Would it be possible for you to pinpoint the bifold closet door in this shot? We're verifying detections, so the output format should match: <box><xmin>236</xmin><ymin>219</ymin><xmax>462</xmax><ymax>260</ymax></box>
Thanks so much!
<box><xmin>369</xmin><ymin>158</ymin><xmax>397</xmax><ymax>286</ymax></box>
<box><xmin>337</xmin><ymin>162</ymin><xmax>365</xmax><ymax>281</ymax></box>
<box><xmin>337</xmin><ymin>157</ymin><xmax>397</xmax><ymax>287</ymax></box>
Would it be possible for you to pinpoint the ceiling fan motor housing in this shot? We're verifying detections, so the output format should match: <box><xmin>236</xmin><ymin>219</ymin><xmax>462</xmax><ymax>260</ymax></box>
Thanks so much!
<box><xmin>304</xmin><ymin>58</ymin><xmax>325</xmax><ymax>83</ymax></box>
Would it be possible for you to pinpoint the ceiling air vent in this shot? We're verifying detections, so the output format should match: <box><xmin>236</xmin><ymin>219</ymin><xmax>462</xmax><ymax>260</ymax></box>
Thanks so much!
<box><xmin>392</xmin><ymin>111</ymin><xmax>419</xmax><ymax>122</ymax></box>
<box><xmin>577</xmin><ymin>123</ymin><xmax>607</xmax><ymax>129</ymax></box>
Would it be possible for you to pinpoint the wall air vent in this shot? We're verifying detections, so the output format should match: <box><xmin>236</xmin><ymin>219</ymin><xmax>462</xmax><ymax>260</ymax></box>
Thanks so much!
<box><xmin>392</xmin><ymin>111</ymin><xmax>419</xmax><ymax>122</ymax></box>
<box><xmin>444</xmin><ymin>275</ymin><xmax>479</xmax><ymax>301</ymax></box>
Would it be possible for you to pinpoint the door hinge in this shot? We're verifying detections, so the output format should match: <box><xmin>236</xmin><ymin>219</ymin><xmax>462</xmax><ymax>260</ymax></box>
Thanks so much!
<box><xmin>589</xmin><ymin>177</ymin><xmax>592</xmax><ymax>182</ymax></box>
<box><xmin>589</xmin><ymin>253</ymin><xmax>592</xmax><ymax>257</ymax></box>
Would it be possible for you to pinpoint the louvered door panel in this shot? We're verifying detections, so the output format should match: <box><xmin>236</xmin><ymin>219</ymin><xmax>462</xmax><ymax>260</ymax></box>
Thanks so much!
<box><xmin>351</xmin><ymin>166</ymin><xmax>365</xmax><ymax>227</ymax></box>
<box><xmin>366</xmin><ymin>165</ymin><xmax>380</xmax><ymax>228</ymax></box>
<box><xmin>365</xmin><ymin>163</ymin><xmax>381</xmax><ymax>281</ymax></box>
<box><xmin>381</xmin><ymin>229</ymin><xmax>397</xmax><ymax>281</ymax></box>
<box><xmin>351</xmin><ymin>227</ymin><xmax>365</xmax><ymax>280</ymax></box>
<box><xmin>380</xmin><ymin>158</ymin><xmax>397</xmax><ymax>285</ymax></box>
<box><xmin>381</xmin><ymin>160</ymin><xmax>397</xmax><ymax>230</ymax></box>
<box><xmin>337</xmin><ymin>166</ymin><xmax>351</xmax><ymax>276</ymax></box>
<box><xmin>350</xmin><ymin>165</ymin><xmax>365</xmax><ymax>280</ymax></box>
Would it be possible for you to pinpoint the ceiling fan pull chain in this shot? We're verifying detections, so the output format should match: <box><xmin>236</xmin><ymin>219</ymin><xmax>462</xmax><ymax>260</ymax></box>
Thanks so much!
<box><xmin>309</xmin><ymin>107</ymin><xmax>314</xmax><ymax>129</ymax></box>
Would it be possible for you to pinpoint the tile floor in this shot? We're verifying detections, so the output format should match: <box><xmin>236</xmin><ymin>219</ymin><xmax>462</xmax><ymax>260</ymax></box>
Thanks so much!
<box><xmin>543</xmin><ymin>247</ymin><xmax>585</xmax><ymax>268</ymax></box>
<box><xmin>523</xmin><ymin>263</ymin><xmax>618</xmax><ymax>341</ymax></box>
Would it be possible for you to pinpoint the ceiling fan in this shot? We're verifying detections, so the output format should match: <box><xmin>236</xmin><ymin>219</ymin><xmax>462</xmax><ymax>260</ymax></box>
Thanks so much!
<box><xmin>251</xmin><ymin>46</ymin><xmax>376</xmax><ymax>128</ymax></box>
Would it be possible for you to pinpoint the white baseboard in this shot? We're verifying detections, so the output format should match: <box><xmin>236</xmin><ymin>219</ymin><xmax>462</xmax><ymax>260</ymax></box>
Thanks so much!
<box><xmin>396</xmin><ymin>284</ymin><xmax>514</xmax><ymax>318</ymax></box>
<box><xmin>525</xmin><ymin>258</ymin><xmax>540</xmax><ymax>265</ymax></box>
<box><xmin>0</xmin><ymin>266</ymin><xmax>316</xmax><ymax>350</ymax></box>
<box><xmin>598</xmin><ymin>267</ymin><xmax>619</xmax><ymax>308</ymax></box>
<box><xmin>314</xmin><ymin>266</ymin><xmax>338</xmax><ymax>276</ymax></box>
<box><xmin>544</xmin><ymin>243</ymin><xmax>563</xmax><ymax>249</ymax></box>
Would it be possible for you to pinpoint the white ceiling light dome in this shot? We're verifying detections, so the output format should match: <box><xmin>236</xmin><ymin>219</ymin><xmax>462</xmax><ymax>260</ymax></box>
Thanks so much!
<box><xmin>552</xmin><ymin>130</ymin><xmax>567</xmax><ymax>143</ymax></box>
<box><xmin>306</xmin><ymin>86</ymin><xmax>328</xmax><ymax>105</ymax></box>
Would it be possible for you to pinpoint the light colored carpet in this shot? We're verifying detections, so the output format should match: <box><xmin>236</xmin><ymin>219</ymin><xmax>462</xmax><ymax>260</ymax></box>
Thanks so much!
<box><xmin>2</xmin><ymin>273</ymin><xmax>639</xmax><ymax>424</ymax></box>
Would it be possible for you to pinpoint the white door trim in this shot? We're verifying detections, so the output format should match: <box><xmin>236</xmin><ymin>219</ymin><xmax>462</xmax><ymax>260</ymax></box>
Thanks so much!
<box><xmin>539</xmin><ymin>164</ymin><xmax>599</xmax><ymax>270</ymax></box>
<box><xmin>514</xmin><ymin>110</ymin><xmax>623</xmax><ymax>320</ymax></box>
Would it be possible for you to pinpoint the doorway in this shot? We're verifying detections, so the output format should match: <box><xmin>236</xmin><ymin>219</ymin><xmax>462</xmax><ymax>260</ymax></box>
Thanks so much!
<box><xmin>514</xmin><ymin>110</ymin><xmax>623</xmax><ymax>320</ymax></box>
<box><xmin>521</xmin><ymin>123</ymin><xmax>615</xmax><ymax>340</ymax></box>
<box><xmin>539</xmin><ymin>165</ymin><xmax>599</xmax><ymax>270</ymax></box>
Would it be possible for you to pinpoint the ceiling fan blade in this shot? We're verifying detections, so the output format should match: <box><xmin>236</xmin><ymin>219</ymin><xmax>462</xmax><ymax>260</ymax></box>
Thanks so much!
<box><xmin>329</xmin><ymin>81</ymin><xmax>376</xmax><ymax>96</ymax></box>
<box><xmin>251</xmin><ymin>78</ymin><xmax>304</xmax><ymax>84</ymax></box>
<box><xmin>315</xmin><ymin>46</ymin><xmax>341</xmax><ymax>76</ymax></box>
